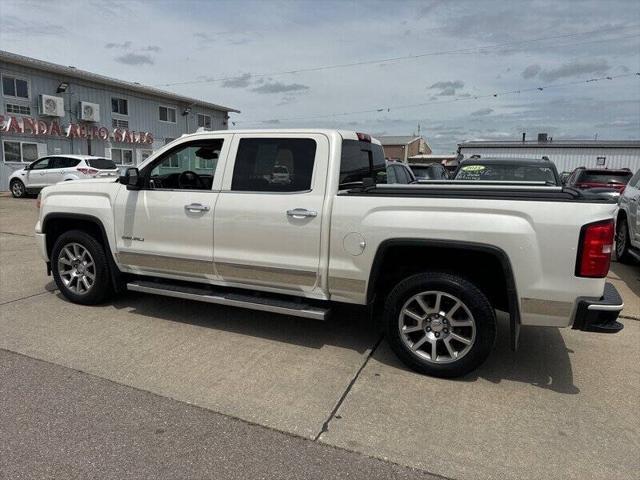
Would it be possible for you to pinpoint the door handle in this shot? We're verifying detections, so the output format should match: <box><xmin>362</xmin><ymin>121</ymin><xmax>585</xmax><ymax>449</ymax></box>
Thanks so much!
<box><xmin>185</xmin><ymin>203</ymin><xmax>210</xmax><ymax>212</ymax></box>
<box><xmin>287</xmin><ymin>208</ymin><xmax>317</xmax><ymax>218</ymax></box>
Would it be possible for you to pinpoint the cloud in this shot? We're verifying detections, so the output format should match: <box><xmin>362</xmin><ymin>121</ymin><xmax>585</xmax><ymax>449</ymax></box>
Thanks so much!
<box><xmin>538</xmin><ymin>59</ymin><xmax>610</xmax><ymax>82</ymax></box>
<box><xmin>105</xmin><ymin>41</ymin><xmax>132</xmax><ymax>49</ymax></box>
<box><xmin>3</xmin><ymin>15</ymin><xmax>67</xmax><ymax>36</ymax></box>
<box><xmin>471</xmin><ymin>108</ymin><xmax>494</xmax><ymax>116</ymax></box>
<box><xmin>142</xmin><ymin>45</ymin><xmax>161</xmax><ymax>52</ymax></box>
<box><xmin>428</xmin><ymin>80</ymin><xmax>464</xmax><ymax>96</ymax></box>
<box><xmin>222</xmin><ymin>73</ymin><xmax>252</xmax><ymax>88</ymax></box>
<box><xmin>115</xmin><ymin>53</ymin><xmax>154</xmax><ymax>65</ymax></box>
<box><xmin>521</xmin><ymin>64</ymin><xmax>541</xmax><ymax>79</ymax></box>
<box><xmin>252</xmin><ymin>81</ymin><xmax>310</xmax><ymax>94</ymax></box>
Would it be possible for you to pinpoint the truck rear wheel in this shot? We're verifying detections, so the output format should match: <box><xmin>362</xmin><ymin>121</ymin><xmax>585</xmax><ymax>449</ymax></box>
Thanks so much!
<box><xmin>383</xmin><ymin>272</ymin><xmax>496</xmax><ymax>378</ymax></box>
<box><xmin>51</xmin><ymin>230</ymin><xmax>113</xmax><ymax>305</ymax></box>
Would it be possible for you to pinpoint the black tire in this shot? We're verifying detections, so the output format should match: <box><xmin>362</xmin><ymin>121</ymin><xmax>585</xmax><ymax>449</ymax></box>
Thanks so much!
<box><xmin>10</xmin><ymin>179</ymin><xmax>26</xmax><ymax>198</ymax></box>
<box><xmin>384</xmin><ymin>272</ymin><xmax>496</xmax><ymax>378</ymax></box>
<box><xmin>51</xmin><ymin>230</ymin><xmax>113</xmax><ymax>305</ymax></box>
<box><xmin>616</xmin><ymin>217</ymin><xmax>635</xmax><ymax>264</ymax></box>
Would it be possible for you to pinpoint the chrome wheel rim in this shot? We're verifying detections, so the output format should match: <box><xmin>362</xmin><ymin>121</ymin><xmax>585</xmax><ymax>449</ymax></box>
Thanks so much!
<box><xmin>616</xmin><ymin>222</ymin><xmax>627</xmax><ymax>257</ymax></box>
<box><xmin>398</xmin><ymin>291</ymin><xmax>476</xmax><ymax>364</ymax></box>
<box><xmin>57</xmin><ymin>243</ymin><xmax>96</xmax><ymax>295</ymax></box>
<box><xmin>11</xmin><ymin>181</ymin><xmax>23</xmax><ymax>196</ymax></box>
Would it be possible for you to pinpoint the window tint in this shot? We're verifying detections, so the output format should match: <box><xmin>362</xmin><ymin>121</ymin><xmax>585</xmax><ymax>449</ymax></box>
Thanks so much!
<box><xmin>2</xmin><ymin>76</ymin><xmax>15</xmax><ymax>96</ymax></box>
<box><xmin>231</xmin><ymin>138</ymin><xmax>317</xmax><ymax>192</ymax></box>
<box><xmin>147</xmin><ymin>139</ymin><xmax>223</xmax><ymax>190</ymax></box>
<box><xmin>49</xmin><ymin>158</ymin><xmax>65</xmax><ymax>169</ymax></box>
<box><xmin>30</xmin><ymin>158</ymin><xmax>50</xmax><ymax>170</ymax></box>
<box><xmin>16</xmin><ymin>79</ymin><xmax>28</xmax><ymax>98</ymax></box>
<box><xmin>2</xmin><ymin>76</ymin><xmax>29</xmax><ymax>98</ymax></box>
<box><xmin>22</xmin><ymin>144</ymin><xmax>38</xmax><ymax>163</ymax></box>
<box><xmin>386</xmin><ymin>165</ymin><xmax>397</xmax><ymax>183</ymax></box>
<box><xmin>455</xmin><ymin>163</ymin><xmax>558</xmax><ymax>184</ymax></box>
<box><xmin>340</xmin><ymin>140</ymin><xmax>385</xmax><ymax>186</ymax></box>
<box><xmin>197</xmin><ymin>114</ymin><xmax>212</xmax><ymax>129</ymax></box>
<box><xmin>111</xmin><ymin>98</ymin><xmax>128</xmax><ymax>115</ymax></box>
<box><xmin>576</xmin><ymin>170</ymin><xmax>632</xmax><ymax>184</ymax></box>
<box><xmin>159</xmin><ymin>106</ymin><xmax>176</xmax><ymax>123</ymax></box>
<box><xmin>87</xmin><ymin>158</ymin><xmax>117</xmax><ymax>169</ymax></box>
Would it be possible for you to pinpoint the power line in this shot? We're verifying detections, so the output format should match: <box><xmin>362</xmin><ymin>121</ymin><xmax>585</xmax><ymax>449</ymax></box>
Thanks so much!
<box><xmin>155</xmin><ymin>24</ymin><xmax>640</xmax><ymax>87</ymax></box>
<box><xmin>232</xmin><ymin>72</ymin><xmax>640</xmax><ymax>125</ymax></box>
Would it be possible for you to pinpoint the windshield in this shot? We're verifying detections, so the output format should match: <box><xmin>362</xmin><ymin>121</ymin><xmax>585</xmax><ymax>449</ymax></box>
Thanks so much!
<box><xmin>410</xmin><ymin>166</ymin><xmax>437</xmax><ymax>179</ymax></box>
<box><xmin>577</xmin><ymin>171</ymin><xmax>632</xmax><ymax>184</ymax></box>
<box><xmin>455</xmin><ymin>163</ymin><xmax>558</xmax><ymax>184</ymax></box>
<box><xmin>87</xmin><ymin>158</ymin><xmax>117</xmax><ymax>170</ymax></box>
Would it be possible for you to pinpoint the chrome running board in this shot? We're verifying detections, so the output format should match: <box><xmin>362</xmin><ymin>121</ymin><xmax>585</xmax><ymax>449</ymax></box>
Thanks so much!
<box><xmin>127</xmin><ymin>280</ymin><xmax>329</xmax><ymax>321</ymax></box>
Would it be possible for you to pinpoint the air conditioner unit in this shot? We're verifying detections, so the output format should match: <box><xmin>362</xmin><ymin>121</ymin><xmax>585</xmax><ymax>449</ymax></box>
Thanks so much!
<box><xmin>39</xmin><ymin>95</ymin><xmax>65</xmax><ymax>117</ymax></box>
<box><xmin>79</xmin><ymin>101</ymin><xmax>100</xmax><ymax>122</ymax></box>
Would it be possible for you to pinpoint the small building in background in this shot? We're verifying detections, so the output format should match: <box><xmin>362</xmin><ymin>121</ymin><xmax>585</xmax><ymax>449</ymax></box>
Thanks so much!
<box><xmin>458</xmin><ymin>133</ymin><xmax>640</xmax><ymax>174</ymax></box>
<box><xmin>378</xmin><ymin>135</ymin><xmax>432</xmax><ymax>163</ymax></box>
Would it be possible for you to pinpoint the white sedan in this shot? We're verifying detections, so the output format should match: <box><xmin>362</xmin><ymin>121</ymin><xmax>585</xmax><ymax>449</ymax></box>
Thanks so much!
<box><xmin>9</xmin><ymin>155</ymin><xmax>119</xmax><ymax>198</ymax></box>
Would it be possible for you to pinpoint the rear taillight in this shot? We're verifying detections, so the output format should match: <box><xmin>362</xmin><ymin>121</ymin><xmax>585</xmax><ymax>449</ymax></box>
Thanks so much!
<box><xmin>576</xmin><ymin>220</ymin><xmax>614</xmax><ymax>277</ymax></box>
<box><xmin>77</xmin><ymin>167</ymin><xmax>99</xmax><ymax>175</ymax></box>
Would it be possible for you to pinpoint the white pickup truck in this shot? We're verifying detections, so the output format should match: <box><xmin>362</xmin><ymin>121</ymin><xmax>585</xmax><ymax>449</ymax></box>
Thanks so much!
<box><xmin>35</xmin><ymin>129</ymin><xmax>624</xmax><ymax>377</ymax></box>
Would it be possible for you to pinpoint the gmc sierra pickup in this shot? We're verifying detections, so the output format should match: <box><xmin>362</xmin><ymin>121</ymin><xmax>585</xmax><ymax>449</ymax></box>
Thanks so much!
<box><xmin>35</xmin><ymin>129</ymin><xmax>624</xmax><ymax>377</ymax></box>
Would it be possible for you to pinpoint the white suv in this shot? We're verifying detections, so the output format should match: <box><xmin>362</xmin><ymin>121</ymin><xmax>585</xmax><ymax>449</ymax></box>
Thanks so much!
<box><xmin>9</xmin><ymin>155</ymin><xmax>119</xmax><ymax>198</ymax></box>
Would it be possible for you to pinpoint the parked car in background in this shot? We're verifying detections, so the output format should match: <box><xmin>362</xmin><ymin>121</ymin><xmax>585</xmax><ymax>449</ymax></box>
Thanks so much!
<box><xmin>565</xmin><ymin>167</ymin><xmax>632</xmax><ymax>192</ymax></box>
<box><xmin>453</xmin><ymin>157</ymin><xmax>561</xmax><ymax>185</ymax></box>
<box><xmin>9</xmin><ymin>155</ymin><xmax>119</xmax><ymax>198</ymax></box>
<box><xmin>615</xmin><ymin>169</ymin><xmax>640</xmax><ymax>263</ymax></box>
<box><xmin>408</xmin><ymin>163</ymin><xmax>449</xmax><ymax>181</ymax></box>
<box><xmin>384</xmin><ymin>161</ymin><xmax>416</xmax><ymax>184</ymax></box>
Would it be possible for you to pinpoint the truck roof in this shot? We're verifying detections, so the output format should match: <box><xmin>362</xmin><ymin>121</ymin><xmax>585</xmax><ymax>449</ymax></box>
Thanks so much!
<box><xmin>181</xmin><ymin>129</ymin><xmax>383</xmax><ymax>145</ymax></box>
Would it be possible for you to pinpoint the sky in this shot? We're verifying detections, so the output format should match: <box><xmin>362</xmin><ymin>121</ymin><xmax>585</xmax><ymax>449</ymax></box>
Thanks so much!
<box><xmin>1</xmin><ymin>0</ymin><xmax>639</xmax><ymax>152</ymax></box>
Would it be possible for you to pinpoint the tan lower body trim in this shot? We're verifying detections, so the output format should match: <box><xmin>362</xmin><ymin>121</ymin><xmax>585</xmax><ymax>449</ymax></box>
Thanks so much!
<box><xmin>116</xmin><ymin>252</ymin><xmax>214</xmax><ymax>276</ymax></box>
<box><xmin>521</xmin><ymin>297</ymin><xmax>573</xmax><ymax>317</ymax></box>
<box><xmin>216</xmin><ymin>262</ymin><xmax>317</xmax><ymax>288</ymax></box>
<box><xmin>328</xmin><ymin>276</ymin><xmax>367</xmax><ymax>296</ymax></box>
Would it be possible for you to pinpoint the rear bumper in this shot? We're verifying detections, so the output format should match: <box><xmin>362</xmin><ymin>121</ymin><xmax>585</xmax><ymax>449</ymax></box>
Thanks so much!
<box><xmin>572</xmin><ymin>282</ymin><xmax>624</xmax><ymax>333</ymax></box>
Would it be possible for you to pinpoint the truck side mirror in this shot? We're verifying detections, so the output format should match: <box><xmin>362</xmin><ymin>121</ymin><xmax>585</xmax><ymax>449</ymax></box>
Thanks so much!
<box><xmin>120</xmin><ymin>167</ymin><xmax>141</xmax><ymax>190</ymax></box>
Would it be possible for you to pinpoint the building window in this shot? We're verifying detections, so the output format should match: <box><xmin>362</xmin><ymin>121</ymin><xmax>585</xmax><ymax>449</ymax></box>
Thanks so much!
<box><xmin>159</xmin><ymin>106</ymin><xmax>176</xmax><ymax>123</ymax></box>
<box><xmin>111</xmin><ymin>97</ymin><xmax>128</xmax><ymax>115</ymax></box>
<box><xmin>596</xmin><ymin>156</ymin><xmax>606</xmax><ymax>166</ymax></box>
<box><xmin>2</xmin><ymin>75</ymin><xmax>29</xmax><ymax>99</ymax></box>
<box><xmin>5</xmin><ymin>103</ymin><xmax>31</xmax><ymax>115</ymax></box>
<box><xmin>112</xmin><ymin>118</ymin><xmax>129</xmax><ymax>129</ymax></box>
<box><xmin>197</xmin><ymin>113</ymin><xmax>212</xmax><ymax>129</ymax></box>
<box><xmin>3</xmin><ymin>140</ymin><xmax>39</xmax><ymax>163</ymax></box>
<box><xmin>111</xmin><ymin>148</ymin><xmax>134</xmax><ymax>165</ymax></box>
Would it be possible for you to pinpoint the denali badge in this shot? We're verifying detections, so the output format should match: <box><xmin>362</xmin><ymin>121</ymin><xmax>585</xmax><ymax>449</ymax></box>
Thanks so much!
<box><xmin>121</xmin><ymin>235</ymin><xmax>145</xmax><ymax>242</ymax></box>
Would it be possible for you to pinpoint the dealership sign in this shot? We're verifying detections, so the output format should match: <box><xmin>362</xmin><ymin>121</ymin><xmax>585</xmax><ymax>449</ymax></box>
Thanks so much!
<box><xmin>0</xmin><ymin>115</ymin><xmax>153</xmax><ymax>144</ymax></box>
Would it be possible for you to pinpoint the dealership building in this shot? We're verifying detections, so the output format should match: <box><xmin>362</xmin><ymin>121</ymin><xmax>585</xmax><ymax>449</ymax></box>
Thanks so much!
<box><xmin>0</xmin><ymin>50</ymin><xmax>239</xmax><ymax>190</ymax></box>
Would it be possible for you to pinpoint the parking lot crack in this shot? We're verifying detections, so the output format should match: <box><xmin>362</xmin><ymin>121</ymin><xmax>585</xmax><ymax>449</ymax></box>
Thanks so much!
<box><xmin>314</xmin><ymin>335</ymin><xmax>383</xmax><ymax>442</ymax></box>
<box><xmin>0</xmin><ymin>231</ymin><xmax>34</xmax><ymax>238</ymax></box>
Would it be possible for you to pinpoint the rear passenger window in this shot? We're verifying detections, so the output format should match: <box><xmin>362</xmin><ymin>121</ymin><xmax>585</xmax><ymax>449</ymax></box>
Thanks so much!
<box><xmin>231</xmin><ymin>138</ymin><xmax>316</xmax><ymax>192</ymax></box>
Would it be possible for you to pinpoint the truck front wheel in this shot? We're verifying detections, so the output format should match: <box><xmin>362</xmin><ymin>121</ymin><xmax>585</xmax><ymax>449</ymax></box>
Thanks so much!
<box><xmin>51</xmin><ymin>230</ymin><xmax>113</xmax><ymax>305</ymax></box>
<box><xmin>383</xmin><ymin>272</ymin><xmax>496</xmax><ymax>378</ymax></box>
